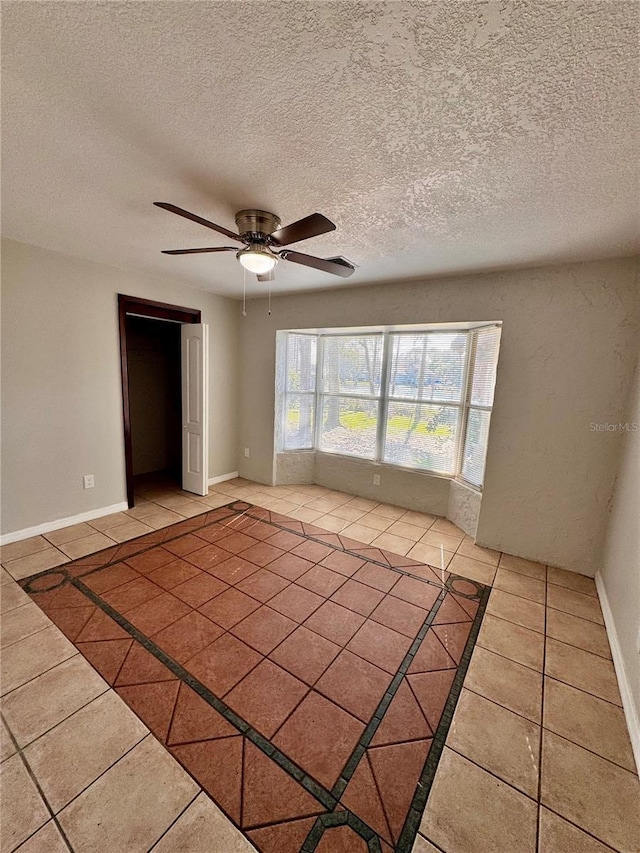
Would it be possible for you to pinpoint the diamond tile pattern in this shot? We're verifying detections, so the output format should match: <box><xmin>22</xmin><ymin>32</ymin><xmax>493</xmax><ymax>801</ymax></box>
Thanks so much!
<box><xmin>22</xmin><ymin>499</ymin><xmax>485</xmax><ymax>853</ymax></box>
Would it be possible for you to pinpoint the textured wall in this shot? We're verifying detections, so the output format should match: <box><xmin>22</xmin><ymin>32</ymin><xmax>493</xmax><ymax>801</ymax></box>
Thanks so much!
<box><xmin>1</xmin><ymin>239</ymin><xmax>239</xmax><ymax>535</ymax></box>
<box><xmin>600</xmin><ymin>342</ymin><xmax>640</xmax><ymax>760</ymax></box>
<box><xmin>447</xmin><ymin>481</ymin><xmax>482</xmax><ymax>538</ymax></box>
<box><xmin>238</xmin><ymin>257</ymin><xmax>640</xmax><ymax>574</ymax></box>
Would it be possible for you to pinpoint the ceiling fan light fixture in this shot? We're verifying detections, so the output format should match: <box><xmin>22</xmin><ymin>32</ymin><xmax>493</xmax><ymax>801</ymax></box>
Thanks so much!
<box><xmin>237</xmin><ymin>244</ymin><xmax>278</xmax><ymax>275</ymax></box>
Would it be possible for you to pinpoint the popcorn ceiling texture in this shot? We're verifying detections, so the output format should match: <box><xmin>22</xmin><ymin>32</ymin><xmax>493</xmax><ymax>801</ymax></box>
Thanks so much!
<box><xmin>1</xmin><ymin>1</ymin><xmax>638</xmax><ymax>296</ymax></box>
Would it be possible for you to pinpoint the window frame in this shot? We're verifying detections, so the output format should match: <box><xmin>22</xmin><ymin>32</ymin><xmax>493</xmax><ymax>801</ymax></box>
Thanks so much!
<box><xmin>279</xmin><ymin>324</ymin><xmax>500</xmax><ymax>488</ymax></box>
<box><xmin>282</xmin><ymin>332</ymin><xmax>318</xmax><ymax>451</ymax></box>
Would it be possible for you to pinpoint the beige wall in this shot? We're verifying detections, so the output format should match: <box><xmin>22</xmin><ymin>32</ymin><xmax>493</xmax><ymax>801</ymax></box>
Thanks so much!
<box><xmin>237</xmin><ymin>257</ymin><xmax>640</xmax><ymax>575</ymax></box>
<box><xmin>600</xmin><ymin>345</ymin><xmax>640</xmax><ymax>764</ymax></box>
<box><xmin>1</xmin><ymin>238</ymin><xmax>239</xmax><ymax>535</ymax></box>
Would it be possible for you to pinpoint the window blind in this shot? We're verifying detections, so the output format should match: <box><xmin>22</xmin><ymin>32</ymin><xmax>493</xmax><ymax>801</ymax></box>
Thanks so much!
<box><xmin>283</xmin><ymin>334</ymin><xmax>317</xmax><ymax>450</ymax></box>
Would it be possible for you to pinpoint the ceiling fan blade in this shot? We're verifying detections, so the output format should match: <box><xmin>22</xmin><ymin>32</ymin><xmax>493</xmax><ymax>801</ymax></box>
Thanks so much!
<box><xmin>269</xmin><ymin>213</ymin><xmax>336</xmax><ymax>246</ymax></box>
<box><xmin>256</xmin><ymin>269</ymin><xmax>276</xmax><ymax>282</ymax></box>
<box><xmin>281</xmin><ymin>250</ymin><xmax>355</xmax><ymax>278</ymax></box>
<box><xmin>154</xmin><ymin>202</ymin><xmax>243</xmax><ymax>242</ymax></box>
<box><xmin>161</xmin><ymin>247</ymin><xmax>237</xmax><ymax>255</ymax></box>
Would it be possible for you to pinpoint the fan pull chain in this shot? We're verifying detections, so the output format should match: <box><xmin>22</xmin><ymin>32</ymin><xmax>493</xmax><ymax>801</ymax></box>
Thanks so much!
<box><xmin>268</xmin><ymin>280</ymin><xmax>271</xmax><ymax>316</ymax></box>
<box><xmin>242</xmin><ymin>267</ymin><xmax>247</xmax><ymax>317</ymax></box>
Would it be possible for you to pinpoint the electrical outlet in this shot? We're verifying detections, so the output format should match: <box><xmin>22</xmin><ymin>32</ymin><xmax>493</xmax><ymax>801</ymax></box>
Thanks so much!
<box><xmin>373</xmin><ymin>474</ymin><xmax>381</xmax><ymax>486</ymax></box>
<box><xmin>244</xmin><ymin>447</ymin><xmax>250</xmax><ymax>458</ymax></box>
<box><xmin>83</xmin><ymin>474</ymin><xmax>95</xmax><ymax>489</ymax></box>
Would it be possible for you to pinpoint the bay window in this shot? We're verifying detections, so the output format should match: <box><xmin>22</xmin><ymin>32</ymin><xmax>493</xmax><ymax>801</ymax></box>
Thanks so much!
<box><xmin>280</xmin><ymin>324</ymin><xmax>501</xmax><ymax>489</ymax></box>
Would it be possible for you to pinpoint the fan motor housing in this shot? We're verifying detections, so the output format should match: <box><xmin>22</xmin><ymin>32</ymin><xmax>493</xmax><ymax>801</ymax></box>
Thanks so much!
<box><xmin>235</xmin><ymin>209</ymin><xmax>281</xmax><ymax>242</ymax></box>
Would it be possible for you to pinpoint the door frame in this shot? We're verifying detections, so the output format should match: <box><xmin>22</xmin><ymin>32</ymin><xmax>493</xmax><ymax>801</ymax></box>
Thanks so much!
<box><xmin>118</xmin><ymin>294</ymin><xmax>201</xmax><ymax>508</ymax></box>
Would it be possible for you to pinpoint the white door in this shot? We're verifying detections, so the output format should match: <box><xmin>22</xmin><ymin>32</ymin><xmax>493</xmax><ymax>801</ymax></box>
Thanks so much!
<box><xmin>181</xmin><ymin>323</ymin><xmax>209</xmax><ymax>495</ymax></box>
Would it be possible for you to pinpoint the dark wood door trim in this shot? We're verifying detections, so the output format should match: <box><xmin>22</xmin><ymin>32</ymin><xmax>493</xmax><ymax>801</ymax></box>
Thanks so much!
<box><xmin>118</xmin><ymin>294</ymin><xmax>202</xmax><ymax>508</ymax></box>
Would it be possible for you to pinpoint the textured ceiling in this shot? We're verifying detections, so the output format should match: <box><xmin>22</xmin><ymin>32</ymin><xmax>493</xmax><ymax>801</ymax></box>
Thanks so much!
<box><xmin>2</xmin><ymin>1</ymin><xmax>639</xmax><ymax>297</ymax></box>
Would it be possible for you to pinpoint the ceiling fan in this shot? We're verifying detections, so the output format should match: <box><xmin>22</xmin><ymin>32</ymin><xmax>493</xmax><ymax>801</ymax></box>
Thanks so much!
<box><xmin>154</xmin><ymin>202</ymin><xmax>355</xmax><ymax>281</ymax></box>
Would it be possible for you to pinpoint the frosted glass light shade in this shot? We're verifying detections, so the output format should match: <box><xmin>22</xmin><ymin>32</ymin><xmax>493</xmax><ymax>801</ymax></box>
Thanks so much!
<box><xmin>238</xmin><ymin>247</ymin><xmax>277</xmax><ymax>275</ymax></box>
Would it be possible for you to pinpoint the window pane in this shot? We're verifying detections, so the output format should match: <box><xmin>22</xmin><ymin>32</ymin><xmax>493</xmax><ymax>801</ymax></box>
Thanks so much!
<box><xmin>462</xmin><ymin>409</ymin><xmax>491</xmax><ymax>487</ymax></box>
<box><xmin>283</xmin><ymin>394</ymin><xmax>315</xmax><ymax>450</ymax></box>
<box><xmin>319</xmin><ymin>396</ymin><xmax>378</xmax><ymax>459</ymax></box>
<box><xmin>387</xmin><ymin>333</ymin><xmax>468</xmax><ymax>403</ymax></box>
<box><xmin>286</xmin><ymin>334</ymin><xmax>317</xmax><ymax>392</ymax></box>
<box><xmin>471</xmin><ymin>327</ymin><xmax>501</xmax><ymax>407</ymax></box>
<box><xmin>384</xmin><ymin>402</ymin><xmax>459</xmax><ymax>473</ymax></box>
<box><xmin>321</xmin><ymin>335</ymin><xmax>383</xmax><ymax>396</ymax></box>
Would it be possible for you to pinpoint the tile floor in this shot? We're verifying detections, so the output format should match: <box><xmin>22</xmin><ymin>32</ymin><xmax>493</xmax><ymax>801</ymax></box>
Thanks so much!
<box><xmin>1</xmin><ymin>476</ymin><xmax>639</xmax><ymax>852</ymax></box>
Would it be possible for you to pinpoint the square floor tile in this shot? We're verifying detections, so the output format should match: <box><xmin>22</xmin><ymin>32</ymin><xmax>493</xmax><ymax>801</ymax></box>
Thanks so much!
<box><xmin>465</xmin><ymin>646</ymin><xmax>542</xmax><ymax>723</ymax></box>
<box><xmin>152</xmin><ymin>610</ymin><xmax>224</xmax><ymax>663</ymax></box>
<box><xmin>448</xmin><ymin>688</ymin><xmax>540</xmax><ymax>796</ymax></box>
<box><xmin>545</xmin><ymin>638</ymin><xmax>621</xmax><ymax>705</ymax></box>
<box><xmin>241</xmin><ymin>541</ymin><xmax>286</xmax><ymax>567</ymax></box>
<box><xmin>3</xmin><ymin>548</ymin><xmax>69</xmax><ymax>580</ymax></box>
<box><xmin>125</xmin><ymin>547</ymin><xmax>176</xmax><ymax>574</ymax></box>
<box><xmin>205</xmin><ymin>555</ymin><xmax>261</xmax><ymax>585</ymax></box>
<box><xmin>0</xmin><ymin>754</ymin><xmax>50</xmax><ymax>850</ymax></box>
<box><xmin>545</xmin><ymin>608</ymin><xmax>611</xmax><ymax>659</ymax></box>
<box><xmin>269</xmin><ymin>625</ymin><xmax>341</xmax><ymax>686</ymax></box>
<box><xmin>543</xmin><ymin>676</ymin><xmax>636</xmax><ymax>772</ymax></box>
<box><xmin>547</xmin><ymin>566</ymin><xmax>597</xmax><ymax>597</ymax></box>
<box><xmin>170</xmin><ymin>572</ymin><xmax>228</xmax><ymax>608</ymax></box>
<box><xmin>101</xmin><ymin>576</ymin><xmax>164</xmax><ymax>612</ymax></box>
<box><xmin>390</xmin><ymin>576</ymin><xmax>440</xmax><ymax>611</ymax></box>
<box><xmin>420</xmin><ymin>747</ymin><xmax>537</xmax><ymax>853</ymax></box>
<box><xmin>2</xmin><ymin>653</ymin><xmax>108</xmax><ymax>746</ymax></box>
<box><xmin>331</xmin><ymin>579</ymin><xmax>385</xmax><ymax>616</ymax></box>
<box><xmin>58</xmin><ymin>735</ymin><xmax>198</xmax><ymax>853</ymax></box>
<box><xmin>538</xmin><ymin>806</ymin><xmax>617</xmax><ymax>853</ymax></box>
<box><xmin>217</xmin><ymin>531</ymin><xmax>259</xmax><ymax>554</ymax></box>
<box><xmin>0</xmin><ymin>581</ymin><xmax>32</xmax><ymax>614</ymax></box>
<box><xmin>23</xmin><ymin>690</ymin><xmax>147</xmax><ymax>811</ymax></box>
<box><xmin>541</xmin><ymin>730</ymin><xmax>640</xmax><ymax>852</ymax></box>
<box><xmin>236</xmin><ymin>569</ymin><xmax>291</xmax><ymax>603</ymax></box>
<box><xmin>447</xmin><ymin>554</ymin><xmax>496</xmax><ymax>585</ymax></box>
<box><xmin>268</xmin><ymin>584</ymin><xmax>324</xmax><ymax>622</ymax></box>
<box><xmin>225</xmin><ymin>659</ymin><xmax>308</xmax><ymax>737</ymax></box>
<box><xmin>499</xmin><ymin>554</ymin><xmax>546</xmax><ymax>580</ymax></box>
<box><xmin>1</xmin><ymin>601</ymin><xmax>51</xmax><ymax>648</ymax></box>
<box><xmin>316</xmin><ymin>649</ymin><xmax>391</xmax><ymax>722</ymax></box>
<box><xmin>273</xmin><ymin>691</ymin><xmax>364</xmax><ymax>789</ymax></box>
<box><xmin>184</xmin><ymin>543</ymin><xmax>234</xmax><ymax>572</ymax></box>
<box><xmin>486</xmin><ymin>588</ymin><xmax>545</xmax><ymax>633</ymax></box>
<box><xmin>231</xmin><ymin>605</ymin><xmax>297</xmax><ymax>654</ymax></box>
<box><xmin>291</xmin><ymin>540</ymin><xmax>334</xmax><ymax>563</ymax></box>
<box><xmin>351</xmin><ymin>562</ymin><xmax>399</xmax><ymax>592</ymax></box>
<box><xmin>13</xmin><ymin>820</ymin><xmax>69</xmax><ymax>853</ymax></box>
<box><xmin>152</xmin><ymin>793</ymin><xmax>256</xmax><ymax>853</ymax></box>
<box><xmin>297</xmin><ymin>565</ymin><xmax>347</xmax><ymax>597</ymax></box>
<box><xmin>476</xmin><ymin>613</ymin><xmax>544</xmax><ymax>671</ymax></box>
<box><xmin>347</xmin><ymin>619</ymin><xmax>412</xmax><ymax>674</ymax></box>
<box><xmin>199</xmin><ymin>587</ymin><xmax>261</xmax><ymax>629</ymax></box>
<box><xmin>370</xmin><ymin>594</ymin><xmax>428</xmax><ymax>638</ymax></box>
<box><xmin>547</xmin><ymin>584</ymin><xmax>604</xmax><ymax>625</ymax></box>
<box><xmin>319</xmin><ymin>550</ymin><xmax>366</xmax><ymax>577</ymax></box>
<box><xmin>125</xmin><ymin>592</ymin><xmax>191</xmax><ymax>635</ymax></box>
<box><xmin>493</xmin><ymin>567</ymin><xmax>545</xmax><ymax>604</ymax></box>
<box><xmin>186</xmin><ymin>632</ymin><xmax>263</xmax><ymax>696</ymax></box>
<box><xmin>1</xmin><ymin>625</ymin><xmax>77</xmax><ymax>696</ymax></box>
<box><xmin>304</xmin><ymin>600</ymin><xmax>366</xmax><ymax>646</ymax></box>
<box><xmin>146</xmin><ymin>559</ymin><xmax>201</xmax><ymax>590</ymax></box>
<box><xmin>267</xmin><ymin>552</ymin><xmax>314</xmax><ymax>581</ymax></box>
<box><xmin>455</xmin><ymin>538</ymin><xmax>501</xmax><ymax>567</ymax></box>
<box><xmin>81</xmin><ymin>562</ymin><xmax>139</xmax><ymax>594</ymax></box>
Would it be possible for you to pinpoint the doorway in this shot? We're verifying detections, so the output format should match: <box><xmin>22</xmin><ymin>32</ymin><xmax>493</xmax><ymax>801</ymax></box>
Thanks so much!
<box><xmin>118</xmin><ymin>295</ymin><xmax>202</xmax><ymax>508</ymax></box>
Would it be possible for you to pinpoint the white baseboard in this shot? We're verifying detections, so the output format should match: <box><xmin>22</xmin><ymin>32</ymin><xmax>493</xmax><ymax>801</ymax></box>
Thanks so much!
<box><xmin>596</xmin><ymin>571</ymin><xmax>640</xmax><ymax>778</ymax></box>
<box><xmin>0</xmin><ymin>502</ymin><xmax>130</xmax><ymax>546</ymax></box>
<box><xmin>208</xmin><ymin>471</ymin><xmax>239</xmax><ymax>486</ymax></box>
